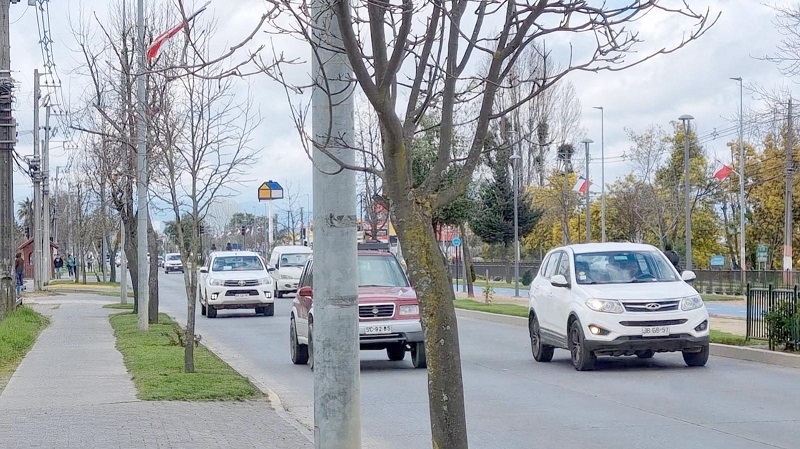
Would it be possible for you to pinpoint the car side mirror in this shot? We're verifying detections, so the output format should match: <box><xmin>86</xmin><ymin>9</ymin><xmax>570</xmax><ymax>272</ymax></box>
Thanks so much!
<box><xmin>550</xmin><ymin>274</ymin><xmax>570</xmax><ymax>288</ymax></box>
<box><xmin>297</xmin><ymin>286</ymin><xmax>313</xmax><ymax>297</ymax></box>
<box><xmin>268</xmin><ymin>266</ymin><xmax>276</xmax><ymax>272</ymax></box>
<box><xmin>681</xmin><ymin>270</ymin><xmax>696</xmax><ymax>283</ymax></box>
<box><xmin>199</xmin><ymin>267</ymin><xmax>208</xmax><ymax>274</ymax></box>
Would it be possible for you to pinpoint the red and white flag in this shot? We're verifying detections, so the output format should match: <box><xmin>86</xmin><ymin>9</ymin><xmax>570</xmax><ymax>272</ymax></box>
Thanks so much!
<box><xmin>713</xmin><ymin>164</ymin><xmax>733</xmax><ymax>181</ymax></box>
<box><xmin>572</xmin><ymin>176</ymin><xmax>591</xmax><ymax>194</ymax></box>
<box><xmin>146</xmin><ymin>1</ymin><xmax>210</xmax><ymax>62</ymax></box>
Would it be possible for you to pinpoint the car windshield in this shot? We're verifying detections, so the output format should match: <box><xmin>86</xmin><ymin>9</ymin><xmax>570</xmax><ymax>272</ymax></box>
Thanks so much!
<box><xmin>280</xmin><ymin>253</ymin><xmax>310</xmax><ymax>267</ymax></box>
<box><xmin>357</xmin><ymin>254</ymin><xmax>409</xmax><ymax>287</ymax></box>
<box><xmin>166</xmin><ymin>254</ymin><xmax>180</xmax><ymax>261</ymax></box>
<box><xmin>211</xmin><ymin>256</ymin><xmax>265</xmax><ymax>272</ymax></box>
<box><xmin>573</xmin><ymin>250</ymin><xmax>680</xmax><ymax>285</ymax></box>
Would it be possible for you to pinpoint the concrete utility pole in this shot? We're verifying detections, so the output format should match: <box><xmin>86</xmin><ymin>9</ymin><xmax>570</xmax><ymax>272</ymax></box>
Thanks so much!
<box><xmin>32</xmin><ymin>69</ymin><xmax>42</xmax><ymax>290</ymax></box>
<box><xmin>784</xmin><ymin>98</ymin><xmax>794</xmax><ymax>278</ymax></box>
<box><xmin>731</xmin><ymin>77</ymin><xmax>746</xmax><ymax>286</ymax></box>
<box><xmin>311</xmin><ymin>0</ymin><xmax>360</xmax><ymax>444</ymax></box>
<box><xmin>510</xmin><ymin>141</ymin><xmax>521</xmax><ymax>297</ymax></box>
<box><xmin>0</xmin><ymin>0</ymin><xmax>16</xmax><ymax>315</ymax></box>
<box><xmin>136</xmin><ymin>0</ymin><xmax>149</xmax><ymax>331</ymax></box>
<box><xmin>680</xmin><ymin>115</ymin><xmax>695</xmax><ymax>271</ymax></box>
<box><xmin>593</xmin><ymin>106</ymin><xmax>606</xmax><ymax>242</ymax></box>
<box><xmin>42</xmin><ymin>103</ymin><xmax>50</xmax><ymax>284</ymax></box>
<box><xmin>581</xmin><ymin>138</ymin><xmax>593</xmax><ymax>243</ymax></box>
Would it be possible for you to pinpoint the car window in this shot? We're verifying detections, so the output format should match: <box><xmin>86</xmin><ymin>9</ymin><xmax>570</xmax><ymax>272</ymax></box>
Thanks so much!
<box><xmin>299</xmin><ymin>260</ymin><xmax>313</xmax><ymax>288</ymax></box>
<box><xmin>211</xmin><ymin>255</ymin><xmax>265</xmax><ymax>272</ymax></box>
<box><xmin>539</xmin><ymin>254</ymin><xmax>552</xmax><ymax>277</ymax></box>
<box><xmin>574</xmin><ymin>250</ymin><xmax>680</xmax><ymax>284</ymax></box>
<box><xmin>166</xmin><ymin>254</ymin><xmax>181</xmax><ymax>261</ymax></box>
<box><xmin>556</xmin><ymin>252</ymin><xmax>571</xmax><ymax>281</ymax></box>
<box><xmin>358</xmin><ymin>254</ymin><xmax>409</xmax><ymax>287</ymax></box>
<box><xmin>543</xmin><ymin>252</ymin><xmax>561</xmax><ymax>279</ymax></box>
<box><xmin>280</xmin><ymin>253</ymin><xmax>311</xmax><ymax>268</ymax></box>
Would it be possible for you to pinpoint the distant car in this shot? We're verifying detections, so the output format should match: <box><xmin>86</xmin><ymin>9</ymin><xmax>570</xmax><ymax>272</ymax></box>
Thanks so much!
<box><xmin>158</xmin><ymin>256</ymin><xmax>164</xmax><ymax>268</ymax></box>
<box><xmin>528</xmin><ymin>242</ymin><xmax>710</xmax><ymax>371</ymax></box>
<box><xmin>290</xmin><ymin>244</ymin><xmax>426</xmax><ymax>369</ymax></box>
<box><xmin>163</xmin><ymin>253</ymin><xmax>183</xmax><ymax>274</ymax></box>
<box><xmin>197</xmin><ymin>251</ymin><xmax>275</xmax><ymax>318</ymax></box>
<box><xmin>268</xmin><ymin>245</ymin><xmax>313</xmax><ymax>298</ymax></box>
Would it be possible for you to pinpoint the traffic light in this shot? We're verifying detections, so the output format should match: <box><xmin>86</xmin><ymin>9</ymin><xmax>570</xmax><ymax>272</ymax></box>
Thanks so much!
<box><xmin>240</xmin><ymin>226</ymin><xmax>246</xmax><ymax>235</ymax></box>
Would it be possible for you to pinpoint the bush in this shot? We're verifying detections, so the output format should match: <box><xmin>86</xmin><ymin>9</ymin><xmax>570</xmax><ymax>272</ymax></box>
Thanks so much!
<box><xmin>763</xmin><ymin>299</ymin><xmax>800</xmax><ymax>351</ymax></box>
<box><xmin>521</xmin><ymin>270</ymin><xmax>533</xmax><ymax>286</ymax></box>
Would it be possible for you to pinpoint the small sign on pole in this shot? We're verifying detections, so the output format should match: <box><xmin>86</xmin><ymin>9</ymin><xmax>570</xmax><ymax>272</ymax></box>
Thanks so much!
<box><xmin>452</xmin><ymin>237</ymin><xmax>462</xmax><ymax>247</ymax></box>
<box><xmin>756</xmin><ymin>244</ymin><xmax>768</xmax><ymax>263</ymax></box>
<box><xmin>710</xmin><ymin>255</ymin><xmax>725</xmax><ymax>267</ymax></box>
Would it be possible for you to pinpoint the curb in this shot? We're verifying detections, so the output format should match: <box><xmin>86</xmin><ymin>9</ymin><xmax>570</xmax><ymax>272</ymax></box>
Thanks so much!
<box><xmin>454</xmin><ymin>308</ymin><xmax>800</xmax><ymax>369</ymax></box>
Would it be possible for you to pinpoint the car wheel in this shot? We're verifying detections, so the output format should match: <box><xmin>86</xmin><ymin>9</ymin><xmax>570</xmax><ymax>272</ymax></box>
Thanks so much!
<box><xmin>200</xmin><ymin>298</ymin><xmax>207</xmax><ymax>316</ymax></box>
<box><xmin>308</xmin><ymin>320</ymin><xmax>314</xmax><ymax>370</ymax></box>
<box><xmin>207</xmin><ymin>304</ymin><xmax>217</xmax><ymax>319</ymax></box>
<box><xmin>290</xmin><ymin>317</ymin><xmax>309</xmax><ymax>365</ymax></box>
<box><xmin>568</xmin><ymin>320</ymin><xmax>596</xmax><ymax>371</ymax></box>
<box><xmin>411</xmin><ymin>342</ymin><xmax>427</xmax><ymax>369</ymax></box>
<box><xmin>529</xmin><ymin>314</ymin><xmax>554</xmax><ymax>363</ymax></box>
<box><xmin>264</xmin><ymin>303</ymin><xmax>275</xmax><ymax>317</ymax></box>
<box><xmin>636</xmin><ymin>350</ymin><xmax>655</xmax><ymax>359</ymax></box>
<box><xmin>387</xmin><ymin>344</ymin><xmax>406</xmax><ymax>361</ymax></box>
<box><xmin>683</xmin><ymin>344</ymin><xmax>709</xmax><ymax>367</ymax></box>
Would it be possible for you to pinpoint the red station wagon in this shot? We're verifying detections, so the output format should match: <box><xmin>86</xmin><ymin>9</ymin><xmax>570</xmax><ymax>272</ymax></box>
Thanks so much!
<box><xmin>289</xmin><ymin>244</ymin><xmax>426</xmax><ymax>369</ymax></box>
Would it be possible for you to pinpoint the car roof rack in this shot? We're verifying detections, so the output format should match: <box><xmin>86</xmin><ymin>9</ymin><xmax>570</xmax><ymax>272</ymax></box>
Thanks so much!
<box><xmin>358</xmin><ymin>241</ymin><xmax>390</xmax><ymax>252</ymax></box>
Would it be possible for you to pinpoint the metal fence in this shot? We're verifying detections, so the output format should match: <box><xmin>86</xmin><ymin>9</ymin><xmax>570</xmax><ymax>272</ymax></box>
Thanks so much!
<box><xmin>746</xmin><ymin>284</ymin><xmax>800</xmax><ymax>349</ymax></box>
<box><xmin>448</xmin><ymin>261</ymin><xmax>541</xmax><ymax>282</ymax></box>
<box><xmin>693</xmin><ymin>270</ymin><xmax>800</xmax><ymax>296</ymax></box>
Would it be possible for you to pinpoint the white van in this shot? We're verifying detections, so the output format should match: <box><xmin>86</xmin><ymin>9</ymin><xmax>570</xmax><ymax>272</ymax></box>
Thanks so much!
<box><xmin>268</xmin><ymin>245</ymin><xmax>313</xmax><ymax>298</ymax></box>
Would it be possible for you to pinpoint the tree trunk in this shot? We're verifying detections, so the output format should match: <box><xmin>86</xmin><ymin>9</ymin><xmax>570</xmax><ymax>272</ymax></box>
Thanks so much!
<box><xmin>391</xmin><ymin>195</ymin><xmax>468</xmax><ymax>449</ymax></box>
<box><xmin>184</xmin><ymin>224</ymin><xmax>198</xmax><ymax>373</ymax></box>
<box><xmin>124</xmin><ymin>215</ymin><xmax>139</xmax><ymax>315</ymax></box>
<box><xmin>147</xmin><ymin>217</ymin><xmax>159</xmax><ymax>324</ymax></box>
<box><xmin>460</xmin><ymin>223</ymin><xmax>474</xmax><ymax>298</ymax></box>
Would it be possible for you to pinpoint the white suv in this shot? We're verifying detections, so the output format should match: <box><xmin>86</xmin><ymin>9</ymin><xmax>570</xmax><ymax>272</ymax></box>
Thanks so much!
<box><xmin>529</xmin><ymin>242</ymin><xmax>710</xmax><ymax>371</ymax></box>
<box><xmin>198</xmin><ymin>251</ymin><xmax>275</xmax><ymax>318</ymax></box>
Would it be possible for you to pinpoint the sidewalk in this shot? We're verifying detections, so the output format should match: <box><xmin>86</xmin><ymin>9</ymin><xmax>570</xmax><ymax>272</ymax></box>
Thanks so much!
<box><xmin>0</xmin><ymin>293</ymin><xmax>312</xmax><ymax>449</ymax></box>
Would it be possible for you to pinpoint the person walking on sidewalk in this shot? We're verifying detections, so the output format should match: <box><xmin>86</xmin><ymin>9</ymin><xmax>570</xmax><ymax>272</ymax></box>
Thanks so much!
<box><xmin>53</xmin><ymin>254</ymin><xmax>64</xmax><ymax>279</ymax></box>
<box><xmin>66</xmin><ymin>254</ymin><xmax>76</xmax><ymax>277</ymax></box>
<box><xmin>14</xmin><ymin>252</ymin><xmax>24</xmax><ymax>294</ymax></box>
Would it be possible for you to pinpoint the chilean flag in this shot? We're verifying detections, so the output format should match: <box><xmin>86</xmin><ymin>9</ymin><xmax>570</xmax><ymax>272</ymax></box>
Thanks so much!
<box><xmin>146</xmin><ymin>1</ymin><xmax>210</xmax><ymax>62</ymax></box>
<box><xmin>572</xmin><ymin>176</ymin><xmax>591</xmax><ymax>194</ymax></box>
<box><xmin>713</xmin><ymin>164</ymin><xmax>733</xmax><ymax>181</ymax></box>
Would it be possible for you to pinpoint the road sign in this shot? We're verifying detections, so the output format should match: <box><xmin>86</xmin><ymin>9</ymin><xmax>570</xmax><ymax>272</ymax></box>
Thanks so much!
<box><xmin>452</xmin><ymin>237</ymin><xmax>462</xmax><ymax>247</ymax></box>
<box><xmin>710</xmin><ymin>255</ymin><xmax>725</xmax><ymax>267</ymax></box>
<box><xmin>257</xmin><ymin>180</ymin><xmax>284</xmax><ymax>201</ymax></box>
<box><xmin>757</xmin><ymin>244</ymin><xmax>768</xmax><ymax>263</ymax></box>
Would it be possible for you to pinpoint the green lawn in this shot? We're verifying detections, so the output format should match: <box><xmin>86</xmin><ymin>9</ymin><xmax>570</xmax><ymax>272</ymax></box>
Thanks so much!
<box><xmin>701</xmin><ymin>294</ymin><xmax>743</xmax><ymax>302</ymax></box>
<box><xmin>0</xmin><ymin>307</ymin><xmax>49</xmax><ymax>383</ymax></box>
<box><xmin>103</xmin><ymin>303</ymin><xmax>134</xmax><ymax>310</ymax></box>
<box><xmin>109</xmin><ymin>311</ymin><xmax>259</xmax><ymax>401</ymax></box>
<box><xmin>709</xmin><ymin>329</ymin><xmax>748</xmax><ymax>346</ymax></box>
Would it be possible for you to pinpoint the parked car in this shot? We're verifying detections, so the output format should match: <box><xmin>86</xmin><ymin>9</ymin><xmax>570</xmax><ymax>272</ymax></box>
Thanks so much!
<box><xmin>197</xmin><ymin>251</ymin><xmax>275</xmax><ymax>318</ymax></box>
<box><xmin>528</xmin><ymin>242</ymin><xmax>710</xmax><ymax>371</ymax></box>
<box><xmin>289</xmin><ymin>244</ymin><xmax>426</xmax><ymax>369</ymax></box>
<box><xmin>163</xmin><ymin>253</ymin><xmax>184</xmax><ymax>273</ymax></box>
<box><xmin>268</xmin><ymin>245</ymin><xmax>313</xmax><ymax>298</ymax></box>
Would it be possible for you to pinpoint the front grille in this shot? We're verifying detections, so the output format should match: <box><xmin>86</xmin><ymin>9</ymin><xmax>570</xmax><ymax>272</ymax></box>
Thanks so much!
<box><xmin>619</xmin><ymin>319</ymin><xmax>688</xmax><ymax>327</ymax></box>
<box><xmin>224</xmin><ymin>289</ymin><xmax>259</xmax><ymax>296</ymax></box>
<box><xmin>224</xmin><ymin>279</ymin><xmax>259</xmax><ymax>287</ymax></box>
<box><xmin>359</xmin><ymin>304</ymin><xmax>395</xmax><ymax>319</ymax></box>
<box><xmin>622</xmin><ymin>300</ymin><xmax>680</xmax><ymax>312</ymax></box>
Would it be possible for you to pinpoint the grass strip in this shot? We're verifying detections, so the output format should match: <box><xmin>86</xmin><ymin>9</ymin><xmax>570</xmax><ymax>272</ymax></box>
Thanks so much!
<box><xmin>109</xmin><ymin>311</ymin><xmax>259</xmax><ymax>401</ymax></box>
<box><xmin>0</xmin><ymin>307</ymin><xmax>49</xmax><ymax>385</ymax></box>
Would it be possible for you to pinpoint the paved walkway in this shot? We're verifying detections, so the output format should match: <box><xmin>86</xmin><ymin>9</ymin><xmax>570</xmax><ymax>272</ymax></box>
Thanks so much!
<box><xmin>0</xmin><ymin>293</ymin><xmax>312</xmax><ymax>449</ymax></box>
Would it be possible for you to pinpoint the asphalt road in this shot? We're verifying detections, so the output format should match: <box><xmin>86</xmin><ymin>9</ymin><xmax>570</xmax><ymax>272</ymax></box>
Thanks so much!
<box><xmin>158</xmin><ymin>272</ymin><xmax>800</xmax><ymax>449</ymax></box>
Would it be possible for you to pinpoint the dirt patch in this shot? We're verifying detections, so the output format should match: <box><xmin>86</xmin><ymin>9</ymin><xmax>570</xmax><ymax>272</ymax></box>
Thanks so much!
<box><xmin>710</xmin><ymin>316</ymin><xmax>745</xmax><ymax>336</ymax></box>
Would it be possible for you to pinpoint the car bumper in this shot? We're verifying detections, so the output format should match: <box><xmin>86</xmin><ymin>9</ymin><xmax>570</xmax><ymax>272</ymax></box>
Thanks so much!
<box><xmin>164</xmin><ymin>265</ymin><xmax>183</xmax><ymax>271</ymax></box>
<box><xmin>580</xmin><ymin>307</ymin><xmax>710</xmax><ymax>355</ymax></box>
<box><xmin>276</xmin><ymin>279</ymin><xmax>300</xmax><ymax>292</ymax></box>
<box><xmin>358</xmin><ymin>318</ymin><xmax>423</xmax><ymax>347</ymax></box>
<box><xmin>206</xmin><ymin>286</ymin><xmax>274</xmax><ymax>308</ymax></box>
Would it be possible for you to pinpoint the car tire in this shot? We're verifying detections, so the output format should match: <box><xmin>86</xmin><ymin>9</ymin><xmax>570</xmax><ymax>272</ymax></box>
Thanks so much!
<box><xmin>529</xmin><ymin>314</ymin><xmax>554</xmax><ymax>363</ymax></box>
<box><xmin>207</xmin><ymin>304</ymin><xmax>217</xmax><ymax>319</ymax></box>
<box><xmin>411</xmin><ymin>342</ymin><xmax>427</xmax><ymax>369</ymax></box>
<box><xmin>200</xmin><ymin>299</ymin><xmax>207</xmax><ymax>316</ymax></box>
<box><xmin>636</xmin><ymin>350</ymin><xmax>655</xmax><ymax>359</ymax></box>
<box><xmin>308</xmin><ymin>320</ymin><xmax>314</xmax><ymax>370</ymax></box>
<box><xmin>290</xmin><ymin>317</ymin><xmax>309</xmax><ymax>365</ymax></box>
<box><xmin>387</xmin><ymin>344</ymin><xmax>406</xmax><ymax>361</ymax></box>
<box><xmin>683</xmin><ymin>344</ymin><xmax>709</xmax><ymax>367</ymax></box>
<box><xmin>264</xmin><ymin>303</ymin><xmax>275</xmax><ymax>317</ymax></box>
<box><xmin>568</xmin><ymin>320</ymin><xmax>596</xmax><ymax>371</ymax></box>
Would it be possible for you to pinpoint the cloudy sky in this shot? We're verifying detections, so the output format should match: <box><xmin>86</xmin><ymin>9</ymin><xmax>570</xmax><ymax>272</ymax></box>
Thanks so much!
<box><xmin>6</xmin><ymin>0</ymin><xmax>794</xmax><ymax>231</ymax></box>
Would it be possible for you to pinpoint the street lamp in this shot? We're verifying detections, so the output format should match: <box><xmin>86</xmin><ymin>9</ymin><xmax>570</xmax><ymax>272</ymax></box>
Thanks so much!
<box><xmin>679</xmin><ymin>114</ymin><xmax>695</xmax><ymax>271</ymax></box>
<box><xmin>510</xmin><ymin>138</ymin><xmax>522</xmax><ymax>297</ymax></box>
<box><xmin>581</xmin><ymin>138</ymin><xmax>594</xmax><ymax>243</ymax></box>
<box><xmin>731</xmin><ymin>77</ymin><xmax>745</xmax><ymax>285</ymax></box>
<box><xmin>593</xmin><ymin>106</ymin><xmax>606</xmax><ymax>242</ymax></box>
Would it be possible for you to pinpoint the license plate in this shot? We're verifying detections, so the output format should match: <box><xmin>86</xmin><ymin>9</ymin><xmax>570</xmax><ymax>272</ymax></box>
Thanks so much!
<box><xmin>641</xmin><ymin>326</ymin><xmax>669</xmax><ymax>337</ymax></box>
<box><xmin>235</xmin><ymin>293</ymin><xmax>250</xmax><ymax>298</ymax></box>
<box><xmin>364</xmin><ymin>325</ymin><xmax>391</xmax><ymax>335</ymax></box>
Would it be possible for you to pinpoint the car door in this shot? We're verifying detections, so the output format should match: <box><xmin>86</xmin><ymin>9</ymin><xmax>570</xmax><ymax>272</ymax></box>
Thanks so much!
<box><xmin>293</xmin><ymin>260</ymin><xmax>314</xmax><ymax>340</ymax></box>
<box><xmin>534</xmin><ymin>251</ymin><xmax>562</xmax><ymax>333</ymax></box>
<box><xmin>550</xmin><ymin>250</ymin><xmax>574</xmax><ymax>339</ymax></box>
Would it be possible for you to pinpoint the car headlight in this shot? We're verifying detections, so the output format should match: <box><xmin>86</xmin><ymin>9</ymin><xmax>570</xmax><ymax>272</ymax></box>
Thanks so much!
<box><xmin>399</xmin><ymin>304</ymin><xmax>419</xmax><ymax>316</ymax></box>
<box><xmin>280</xmin><ymin>274</ymin><xmax>293</xmax><ymax>279</ymax></box>
<box><xmin>585</xmin><ymin>298</ymin><xmax>624</xmax><ymax>314</ymax></box>
<box><xmin>680</xmin><ymin>294</ymin><xmax>704</xmax><ymax>311</ymax></box>
<box><xmin>209</xmin><ymin>278</ymin><xmax>224</xmax><ymax>286</ymax></box>
<box><xmin>258</xmin><ymin>277</ymin><xmax>272</xmax><ymax>285</ymax></box>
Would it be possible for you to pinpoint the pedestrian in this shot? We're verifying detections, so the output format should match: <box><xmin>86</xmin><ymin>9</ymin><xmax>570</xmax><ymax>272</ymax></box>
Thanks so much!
<box><xmin>66</xmin><ymin>254</ymin><xmax>76</xmax><ymax>277</ymax></box>
<box><xmin>87</xmin><ymin>252</ymin><xmax>94</xmax><ymax>272</ymax></box>
<box><xmin>14</xmin><ymin>252</ymin><xmax>24</xmax><ymax>295</ymax></box>
<box><xmin>664</xmin><ymin>242</ymin><xmax>681</xmax><ymax>272</ymax></box>
<box><xmin>53</xmin><ymin>254</ymin><xmax>64</xmax><ymax>279</ymax></box>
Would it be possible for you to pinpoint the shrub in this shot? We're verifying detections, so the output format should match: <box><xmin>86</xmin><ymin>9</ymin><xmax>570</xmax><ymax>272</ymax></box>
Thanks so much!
<box><xmin>521</xmin><ymin>270</ymin><xmax>533</xmax><ymax>286</ymax></box>
<box><xmin>763</xmin><ymin>299</ymin><xmax>800</xmax><ymax>351</ymax></box>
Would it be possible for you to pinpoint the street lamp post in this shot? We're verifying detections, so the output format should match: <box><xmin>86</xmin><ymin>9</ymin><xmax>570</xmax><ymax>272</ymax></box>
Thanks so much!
<box><xmin>731</xmin><ymin>77</ymin><xmax>746</xmax><ymax>286</ymax></box>
<box><xmin>581</xmin><ymin>138</ymin><xmax>594</xmax><ymax>243</ymax></box>
<box><xmin>593</xmin><ymin>106</ymin><xmax>606</xmax><ymax>242</ymax></box>
<box><xmin>679</xmin><ymin>114</ymin><xmax>695</xmax><ymax>270</ymax></box>
<box><xmin>510</xmin><ymin>134</ymin><xmax>522</xmax><ymax>297</ymax></box>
